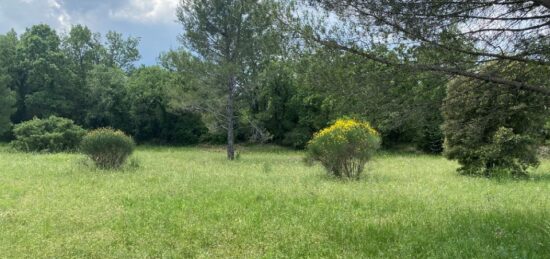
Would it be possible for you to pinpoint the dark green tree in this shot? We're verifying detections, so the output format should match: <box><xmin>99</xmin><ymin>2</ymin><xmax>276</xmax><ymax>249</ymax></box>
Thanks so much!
<box><xmin>0</xmin><ymin>75</ymin><xmax>15</xmax><ymax>136</ymax></box>
<box><xmin>61</xmin><ymin>25</ymin><xmax>103</xmax><ymax>124</ymax></box>
<box><xmin>15</xmin><ymin>24</ymin><xmax>78</xmax><ymax>121</ymax></box>
<box><xmin>293</xmin><ymin>47</ymin><xmax>447</xmax><ymax>152</ymax></box>
<box><xmin>0</xmin><ymin>30</ymin><xmax>18</xmax><ymax>136</ymax></box>
<box><xmin>253</xmin><ymin>63</ymin><xmax>300</xmax><ymax>144</ymax></box>
<box><xmin>177</xmin><ymin>0</ymin><xmax>284</xmax><ymax>159</ymax></box>
<box><xmin>127</xmin><ymin>66</ymin><xmax>169</xmax><ymax>141</ymax></box>
<box><xmin>250</xmin><ymin>61</ymin><xmax>330</xmax><ymax>148</ymax></box>
<box><xmin>126</xmin><ymin>66</ymin><xmax>208</xmax><ymax>144</ymax></box>
<box><xmin>442</xmin><ymin>62</ymin><xmax>550</xmax><ymax>177</ymax></box>
<box><xmin>84</xmin><ymin>65</ymin><xmax>130</xmax><ymax>131</ymax></box>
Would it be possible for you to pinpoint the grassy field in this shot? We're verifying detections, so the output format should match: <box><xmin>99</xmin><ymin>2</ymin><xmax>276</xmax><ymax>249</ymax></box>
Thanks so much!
<box><xmin>0</xmin><ymin>144</ymin><xmax>549</xmax><ymax>258</ymax></box>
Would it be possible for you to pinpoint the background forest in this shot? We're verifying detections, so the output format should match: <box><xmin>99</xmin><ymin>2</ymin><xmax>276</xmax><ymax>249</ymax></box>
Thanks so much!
<box><xmin>1</xmin><ymin>0</ymin><xmax>549</xmax><ymax>163</ymax></box>
<box><xmin>0</xmin><ymin>24</ymin><xmax>458</xmax><ymax>153</ymax></box>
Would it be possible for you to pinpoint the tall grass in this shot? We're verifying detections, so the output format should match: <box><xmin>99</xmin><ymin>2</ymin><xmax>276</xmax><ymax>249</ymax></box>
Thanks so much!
<box><xmin>0</xmin><ymin>146</ymin><xmax>549</xmax><ymax>258</ymax></box>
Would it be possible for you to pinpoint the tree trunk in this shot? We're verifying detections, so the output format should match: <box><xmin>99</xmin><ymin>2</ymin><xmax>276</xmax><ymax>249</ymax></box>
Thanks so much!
<box><xmin>226</xmin><ymin>75</ymin><xmax>236</xmax><ymax>160</ymax></box>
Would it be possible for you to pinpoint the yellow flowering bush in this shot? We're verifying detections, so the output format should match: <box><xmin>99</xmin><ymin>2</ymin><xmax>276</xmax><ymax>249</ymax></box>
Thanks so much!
<box><xmin>306</xmin><ymin>119</ymin><xmax>381</xmax><ymax>179</ymax></box>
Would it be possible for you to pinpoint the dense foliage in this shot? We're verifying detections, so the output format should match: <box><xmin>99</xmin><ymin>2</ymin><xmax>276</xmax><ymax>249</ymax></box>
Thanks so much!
<box><xmin>126</xmin><ymin>66</ymin><xmax>208</xmax><ymax>145</ymax></box>
<box><xmin>0</xmin><ymin>76</ymin><xmax>15</xmax><ymax>138</ymax></box>
<box><xmin>0</xmin><ymin>23</ymin><xmax>493</xmax><ymax>155</ymax></box>
<box><xmin>442</xmin><ymin>64</ymin><xmax>550</xmax><ymax>177</ymax></box>
<box><xmin>0</xmin><ymin>31</ymin><xmax>17</xmax><ymax>137</ymax></box>
<box><xmin>11</xmin><ymin>116</ymin><xmax>86</xmax><ymax>153</ymax></box>
<box><xmin>250</xmin><ymin>63</ymin><xmax>325</xmax><ymax>148</ymax></box>
<box><xmin>307</xmin><ymin>119</ymin><xmax>381</xmax><ymax>179</ymax></box>
<box><xmin>81</xmin><ymin>128</ymin><xmax>135</xmax><ymax>169</ymax></box>
<box><xmin>0</xmin><ymin>25</ymin><xmax>207</xmax><ymax>146</ymax></box>
<box><xmin>292</xmin><ymin>49</ymin><xmax>450</xmax><ymax>152</ymax></box>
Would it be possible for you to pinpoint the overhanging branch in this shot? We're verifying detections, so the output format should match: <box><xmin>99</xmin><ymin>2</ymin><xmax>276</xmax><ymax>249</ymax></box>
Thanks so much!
<box><xmin>313</xmin><ymin>37</ymin><xmax>550</xmax><ymax>96</ymax></box>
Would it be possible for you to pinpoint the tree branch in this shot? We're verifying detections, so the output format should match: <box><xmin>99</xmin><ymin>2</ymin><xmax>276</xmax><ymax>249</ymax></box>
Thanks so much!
<box><xmin>313</xmin><ymin>37</ymin><xmax>550</xmax><ymax>96</ymax></box>
<box><xmin>350</xmin><ymin>4</ymin><xmax>550</xmax><ymax>65</ymax></box>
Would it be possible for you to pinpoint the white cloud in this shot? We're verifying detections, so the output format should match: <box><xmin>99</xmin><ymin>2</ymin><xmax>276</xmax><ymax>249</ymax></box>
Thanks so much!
<box><xmin>0</xmin><ymin>0</ymin><xmax>73</xmax><ymax>32</ymax></box>
<box><xmin>47</xmin><ymin>0</ymin><xmax>72</xmax><ymax>30</ymax></box>
<box><xmin>109</xmin><ymin>0</ymin><xmax>179</xmax><ymax>24</ymax></box>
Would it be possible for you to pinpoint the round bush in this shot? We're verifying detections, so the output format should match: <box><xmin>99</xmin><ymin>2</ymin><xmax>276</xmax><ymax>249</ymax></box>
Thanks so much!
<box><xmin>11</xmin><ymin>116</ymin><xmax>86</xmax><ymax>153</ymax></box>
<box><xmin>306</xmin><ymin>119</ymin><xmax>381</xmax><ymax>179</ymax></box>
<box><xmin>81</xmin><ymin>128</ymin><xmax>135</xmax><ymax>169</ymax></box>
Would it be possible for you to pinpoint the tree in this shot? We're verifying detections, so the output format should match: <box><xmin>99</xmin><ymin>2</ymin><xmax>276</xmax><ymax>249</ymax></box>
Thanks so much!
<box><xmin>62</xmin><ymin>26</ymin><xmax>141</xmax><ymax>74</ymax></box>
<box><xmin>127</xmin><ymin>66</ymin><xmax>169</xmax><ymax>141</ymax></box>
<box><xmin>103</xmin><ymin>31</ymin><xmax>141</xmax><ymax>72</ymax></box>
<box><xmin>84</xmin><ymin>65</ymin><xmax>130</xmax><ymax>131</ymax></box>
<box><xmin>160</xmin><ymin>49</ymin><xmax>227</xmax><ymax>141</ymax></box>
<box><xmin>442</xmin><ymin>62</ymin><xmax>550</xmax><ymax>176</ymax></box>
<box><xmin>126</xmin><ymin>66</ymin><xmax>208</xmax><ymax>144</ymax></box>
<box><xmin>62</xmin><ymin>25</ymin><xmax>102</xmax><ymax>78</ymax></box>
<box><xmin>291</xmin><ymin>45</ymin><xmax>457</xmax><ymax>152</ymax></box>
<box><xmin>15</xmin><ymin>24</ymin><xmax>78</xmax><ymax>122</ymax></box>
<box><xmin>61</xmin><ymin>25</ymin><xmax>104</xmax><ymax>125</ymax></box>
<box><xmin>249</xmin><ymin>60</ymin><xmax>332</xmax><ymax>149</ymax></box>
<box><xmin>252</xmin><ymin>63</ymin><xmax>301</xmax><ymax>145</ymax></box>
<box><xmin>0</xmin><ymin>30</ymin><xmax>18</xmax><ymax>136</ymax></box>
<box><xmin>177</xmin><ymin>0</ymin><xmax>283</xmax><ymax>159</ymax></box>
<box><xmin>305</xmin><ymin>0</ymin><xmax>550</xmax><ymax>95</ymax></box>
<box><xmin>0</xmin><ymin>75</ymin><xmax>16</xmax><ymax>137</ymax></box>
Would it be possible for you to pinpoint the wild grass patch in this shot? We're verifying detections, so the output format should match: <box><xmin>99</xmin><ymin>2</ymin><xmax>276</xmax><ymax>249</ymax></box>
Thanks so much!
<box><xmin>0</xmin><ymin>146</ymin><xmax>549</xmax><ymax>258</ymax></box>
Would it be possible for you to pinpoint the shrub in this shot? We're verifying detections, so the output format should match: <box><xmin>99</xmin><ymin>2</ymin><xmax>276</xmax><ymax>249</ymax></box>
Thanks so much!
<box><xmin>306</xmin><ymin>119</ymin><xmax>381</xmax><ymax>179</ymax></box>
<box><xmin>81</xmin><ymin>128</ymin><xmax>135</xmax><ymax>169</ymax></box>
<box><xmin>11</xmin><ymin>116</ymin><xmax>86</xmax><ymax>152</ymax></box>
<box><xmin>442</xmin><ymin>69</ymin><xmax>548</xmax><ymax>177</ymax></box>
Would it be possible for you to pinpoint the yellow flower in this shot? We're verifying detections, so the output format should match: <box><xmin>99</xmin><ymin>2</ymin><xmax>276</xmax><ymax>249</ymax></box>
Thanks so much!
<box><xmin>312</xmin><ymin>119</ymin><xmax>379</xmax><ymax>140</ymax></box>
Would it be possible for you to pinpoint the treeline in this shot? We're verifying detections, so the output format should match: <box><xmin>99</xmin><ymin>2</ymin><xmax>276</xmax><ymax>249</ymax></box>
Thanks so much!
<box><xmin>0</xmin><ymin>23</ymin><xmax>460</xmax><ymax>151</ymax></box>
<box><xmin>1</xmin><ymin>22</ymin><xmax>546</xmax><ymax>160</ymax></box>
<box><xmin>0</xmin><ymin>25</ymin><xmax>207</xmax><ymax>145</ymax></box>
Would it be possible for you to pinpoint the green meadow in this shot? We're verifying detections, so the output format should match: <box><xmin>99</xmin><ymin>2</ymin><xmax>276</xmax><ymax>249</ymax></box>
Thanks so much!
<box><xmin>1</xmin><ymin>145</ymin><xmax>549</xmax><ymax>258</ymax></box>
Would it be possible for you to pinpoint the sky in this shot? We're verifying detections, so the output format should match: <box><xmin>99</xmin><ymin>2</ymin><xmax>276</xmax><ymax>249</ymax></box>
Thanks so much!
<box><xmin>0</xmin><ymin>0</ymin><xmax>182</xmax><ymax>65</ymax></box>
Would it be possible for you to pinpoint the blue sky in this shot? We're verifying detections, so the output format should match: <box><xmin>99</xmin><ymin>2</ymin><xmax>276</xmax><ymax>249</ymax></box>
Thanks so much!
<box><xmin>0</xmin><ymin>0</ymin><xmax>182</xmax><ymax>65</ymax></box>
